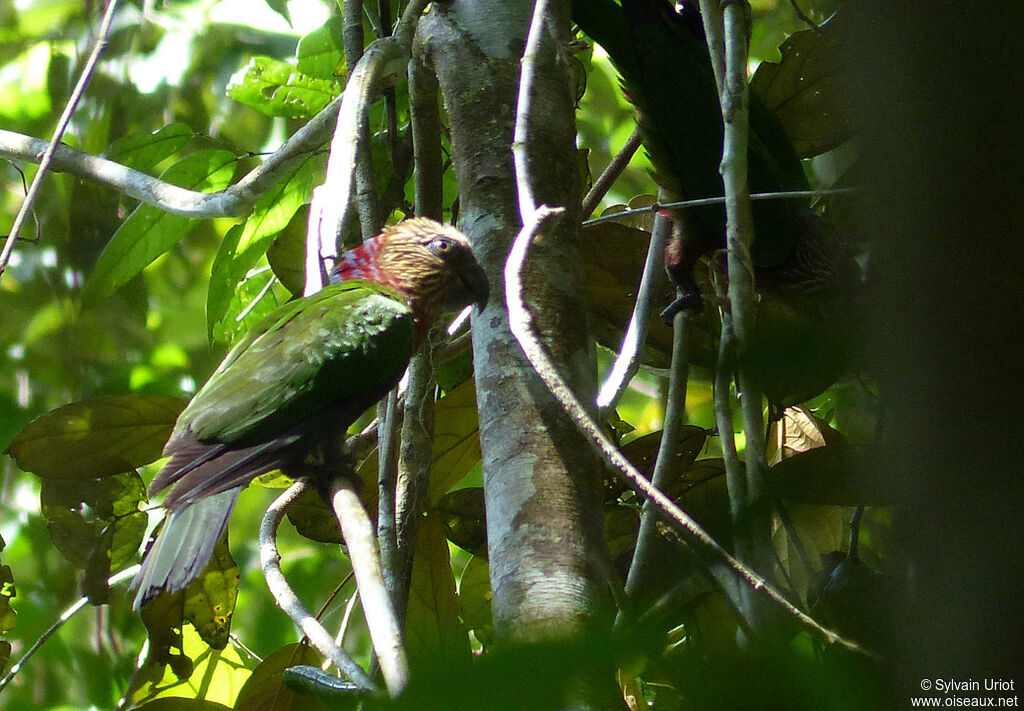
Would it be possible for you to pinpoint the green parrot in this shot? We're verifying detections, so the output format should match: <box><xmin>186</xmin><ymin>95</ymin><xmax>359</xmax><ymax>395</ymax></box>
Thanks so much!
<box><xmin>132</xmin><ymin>218</ymin><xmax>488</xmax><ymax>609</ymax></box>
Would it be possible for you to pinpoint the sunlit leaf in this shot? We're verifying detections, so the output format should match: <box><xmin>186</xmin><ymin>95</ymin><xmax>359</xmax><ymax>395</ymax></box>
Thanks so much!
<box><xmin>228</xmin><ymin>57</ymin><xmax>339</xmax><ymax>119</ymax></box>
<box><xmin>208</xmin><ymin>157</ymin><xmax>321</xmax><ymax>338</ymax></box>
<box><xmin>296</xmin><ymin>16</ymin><xmax>346</xmax><ymax>81</ymax></box>
<box><xmin>183</xmin><ymin>536</ymin><xmax>240</xmax><ymax>649</ymax></box>
<box><xmin>457</xmin><ymin>555</ymin><xmax>492</xmax><ymax>649</ymax></box>
<box><xmin>7</xmin><ymin>395</ymin><xmax>185</xmax><ymax>479</ymax></box>
<box><xmin>83</xmin><ymin>150</ymin><xmax>238</xmax><ymax>303</ymax></box>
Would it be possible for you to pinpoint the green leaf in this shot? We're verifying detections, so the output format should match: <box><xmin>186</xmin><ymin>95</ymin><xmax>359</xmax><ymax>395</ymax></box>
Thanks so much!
<box><xmin>750</xmin><ymin>17</ymin><xmax>855</xmax><ymax>158</ymax></box>
<box><xmin>40</xmin><ymin>471</ymin><xmax>147</xmax><ymax>577</ymax></box>
<box><xmin>427</xmin><ymin>379</ymin><xmax>482</xmax><ymax>505</ymax></box>
<box><xmin>0</xmin><ymin>563</ymin><xmax>17</xmax><ymax>635</ymax></box>
<box><xmin>285</xmin><ymin>486</ymin><xmax>342</xmax><ymax>544</ymax></box>
<box><xmin>296</xmin><ymin>16</ymin><xmax>347</xmax><ymax>81</ymax></box>
<box><xmin>434</xmin><ymin>487</ymin><xmax>486</xmax><ymax>557</ymax></box>
<box><xmin>83</xmin><ymin>149</ymin><xmax>238</xmax><ymax>304</ymax></box>
<box><xmin>228</xmin><ymin>57</ymin><xmax>339</xmax><ymax>119</ymax></box>
<box><xmin>183</xmin><ymin>536</ymin><xmax>239</xmax><ymax>649</ymax></box>
<box><xmin>265</xmin><ymin>206</ymin><xmax>309</xmax><ymax>296</ymax></box>
<box><xmin>7</xmin><ymin>394</ymin><xmax>186</xmax><ymax>480</ymax></box>
<box><xmin>457</xmin><ymin>556</ymin><xmax>492</xmax><ymax>648</ymax></box>
<box><xmin>208</xmin><ymin>157</ymin><xmax>321</xmax><ymax>338</ymax></box>
<box><xmin>405</xmin><ymin>514</ymin><xmax>470</xmax><ymax>665</ymax></box>
<box><xmin>263</xmin><ymin>0</ymin><xmax>291</xmax><ymax>26</ymax></box>
<box><xmin>107</xmin><ymin>123</ymin><xmax>193</xmax><ymax>172</ymax></box>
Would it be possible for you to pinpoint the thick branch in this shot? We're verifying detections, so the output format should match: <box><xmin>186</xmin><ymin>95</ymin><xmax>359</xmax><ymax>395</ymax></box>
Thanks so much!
<box><xmin>504</xmin><ymin>210</ymin><xmax>872</xmax><ymax>655</ymax></box>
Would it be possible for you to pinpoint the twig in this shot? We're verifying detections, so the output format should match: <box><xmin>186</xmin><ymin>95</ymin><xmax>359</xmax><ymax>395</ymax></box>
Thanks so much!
<box><xmin>596</xmin><ymin>199</ymin><xmax>670</xmax><ymax>413</ymax></box>
<box><xmin>504</xmin><ymin>210</ymin><xmax>873</xmax><ymax>657</ymax></box>
<box><xmin>580</xmin><ymin>125</ymin><xmax>643</xmax><ymax>218</ymax></box>
<box><xmin>330</xmin><ymin>478</ymin><xmax>409</xmax><ymax>695</ymax></box>
<box><xmin>581</xmin><ymin>188</ymin><xmax>856</xmax><ymax>227</ymax></box>
<box><xmin>0</xmin><ymin>0</ymin><xmax>119</xmax><ymax>283</ymax></box>
<box><xmin>0</xmin><ymin>565</ymin><xmax>140</xmax><ymax>692</ymax></box>
<box><xmin>259</xmin><ymin>482</ymin><xmax>379</xmax><ymax>691</ymax></box>
<box><xmin>343</xmin><ymin>0</ymin><xmax>365</xmax><ymax>72</ymax></box>
<box><xmin>623</xmin><ymin>305</ymin><xmax>690</xmax><ymax>599</ymax></box>
<box><xmin>787</xmin><ymin>0</ymin><xmax>820</xmax><ymax>31</ymax></box>
<box><xmin>511</xmin><ymin>0</ymin><xmax>552</xmax><ymax>219</ymax></box>
<box><xmin>376</xmin><ymin>389</ymin><xmax>401</xmax><ymax>600</ymax></box>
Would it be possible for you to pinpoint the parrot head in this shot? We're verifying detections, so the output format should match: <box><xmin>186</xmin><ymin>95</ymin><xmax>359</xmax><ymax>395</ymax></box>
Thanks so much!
<box><xmin>333</xmin><ymin>218</ymin><xmax>489</xmax><ymax>338</ymax></box>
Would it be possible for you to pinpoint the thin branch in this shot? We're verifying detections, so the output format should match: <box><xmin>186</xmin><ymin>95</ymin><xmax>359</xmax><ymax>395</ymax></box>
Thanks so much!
<box><xmin>623</xmin><ymin>306</ymin><xmax>690</xmax><ymax>599</ymax></box>
<box><xmin>0</xmin><ymin>94</ymin><xmax>341</xmax><ymax>221</ymax></box>
<box><xmin>787</xmin><ymin>0</ymin><xmax>821</xmax><ymax>31</ymax></box>
<box><xmin>596</xmin><ymin>199</ymin><xmax>671</xmax><ymax>413</ymax></box>
<box><xmin>504</xmin><ymin>209</ymin><xmax>873</xmax><ymax>656</ymax></box>
<box><xmin>330</xmin><ymin>478</ymin><xmax>409</xmax><ymax>695</ymax></box>
<box><xmin>0</xmin><ymin>0</ymin><xmax>118</xmax><ymax>282</ymax></box>
<box><xmin>410</xmin><ymin>34</ymin><xmax>444</xmax><ymax>220</ymax></box>
<box><xmin>0</xmin><ymin>565</ymin><xmax>140</xmax><ymax>692</ymax></box>
<box><xmin>259</xmin><ymin>482</ymin><xmax>379</xmax><ymax>691</ymax></box>
<box><xmin>377</xmin><ymin>389</ymin><xmax>401</xmax><ymax>600</ymax></box>
<box><xmin>581</xmin><ymin>188</ymin><xmax>856</xmax><ymax>228</ymax></box>
<box><xmin>580</xmin><ymin>125</ymin><xmax>643</xmax><ymax>219</ymax></box>
<box><xmin>511</xmin><ymin>0</ymin><xmax>553</xmax><ymax>219</ymax></box>
<box><xmin>343</xmin><ymin>0</ymin><xmax>365</xmax><ymax>71</ymax></box>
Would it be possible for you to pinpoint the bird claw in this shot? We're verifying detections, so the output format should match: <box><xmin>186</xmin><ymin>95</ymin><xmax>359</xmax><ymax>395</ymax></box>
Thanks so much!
<box><xmin>660</xmin><ymin>290</ymin><xmax>704</xmax><ymax>323</ymax></box>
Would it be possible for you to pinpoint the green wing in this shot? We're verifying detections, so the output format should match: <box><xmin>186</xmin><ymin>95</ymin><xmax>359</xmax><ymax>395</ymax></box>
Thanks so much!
<box><xmin>171</xmin><ymin>281</ymin><xmax>415</xmax><ymax>448</ymax></box>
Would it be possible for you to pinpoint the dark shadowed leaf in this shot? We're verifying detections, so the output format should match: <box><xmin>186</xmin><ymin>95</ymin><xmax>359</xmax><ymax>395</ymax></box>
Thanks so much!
<box><xmin>434</xmin><ymin>487</ymin><xmax>486</xmax><ymax>556</ymax></box>
<box><xmin>285</xmin><ymin>486</ymin><xmax>342</xmax><ymax>544</ymax></box>
<box><xmin>235</xmin><ymin>643</ymin><xmax>327</xmax><ymax>711</ymax></box>
<box><xmin>405</xmin><ymin>514</ymin><xmax>470</xmax><ymax>665</ymax></box>
<box><xmin>266</xmin><ymin>206</ymin><xmax>310</xmax><ymax>296</ymax></box>
<box><xmin>7</xmin><ymin>394</ymin><xmax>185</xmax><ymax>479</ymax></box>
<box><xmin>750</xmin><ymin>16</ymin><xmax>855</xmax><ymax>158</ymax></box>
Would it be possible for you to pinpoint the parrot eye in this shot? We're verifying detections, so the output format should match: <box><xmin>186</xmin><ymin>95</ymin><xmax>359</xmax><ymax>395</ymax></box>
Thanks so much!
<box><xmin>428</xmin><ymin>237</ymin><xmax>455</xmax><ymax>257</ymax></box>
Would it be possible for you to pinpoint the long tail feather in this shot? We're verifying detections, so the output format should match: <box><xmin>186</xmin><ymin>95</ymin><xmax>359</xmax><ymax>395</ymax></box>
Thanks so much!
<box><xmin>132</xmin><ymin>489</ymin><xmax>240</xmax><ymax>609</ymax></box>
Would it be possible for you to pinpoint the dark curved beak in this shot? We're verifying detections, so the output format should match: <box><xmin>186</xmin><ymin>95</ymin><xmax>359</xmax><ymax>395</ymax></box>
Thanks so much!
<box><xmin>455</xmin><ymin>258</ymin><xmax>490</xmax><ymax>313</ymax></box>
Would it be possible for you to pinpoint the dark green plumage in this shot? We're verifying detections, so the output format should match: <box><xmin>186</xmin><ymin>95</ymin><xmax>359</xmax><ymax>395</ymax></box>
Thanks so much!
<box><xmin>132</xmin><ymin>219</ymin><xmax>487</xmax><ymax>609</ymax></box>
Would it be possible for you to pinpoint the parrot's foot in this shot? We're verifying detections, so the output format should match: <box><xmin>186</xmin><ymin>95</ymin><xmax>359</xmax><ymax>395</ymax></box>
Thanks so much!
<box><xmin>661</xmin><ymin>290</ymin><xmax>704</xmax><ymax>323</ymax></box>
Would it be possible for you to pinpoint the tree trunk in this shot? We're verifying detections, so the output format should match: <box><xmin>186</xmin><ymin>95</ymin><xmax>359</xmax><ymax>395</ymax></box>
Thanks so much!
<box><xmin>417</xmin><ymin>0</ymin><xmax>612</xmax><ymax>647</ymax></box>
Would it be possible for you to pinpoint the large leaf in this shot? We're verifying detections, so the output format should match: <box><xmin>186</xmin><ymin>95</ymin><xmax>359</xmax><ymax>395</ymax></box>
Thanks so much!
<box><xmin>7</xmin><ymin>394</ymin><xmax>186</xmax><ymax>480</ymax></box>
<box><xmin>434</xmin><ymin>487</ymin><xmax>486</xmax><ymax>557</ymax></box>
<box><xmin>228</xmin><ymin>56</ymin><xmax>339</xmax><ymax>119</ymax></box>
<box><xmin>296</xmin><ymin>16</ymin><xmax>346</xmax><ymax>81</ymax></box>
<box><xmin>457</xmin><ymin>555</ymin><xmax>493</xmax><ymax>649</ymax></box>
<box><xmin>426</xmin><ymin>379</ymin><xmax>482</xmax><ymax>505</ymax></box>
<box><xmin>750</xmin><ymin>16</ymin><xmax>855</xmax><ymax>158</ymax></box>
<box><xmin>404</xmin><ymin>514</ymin><xmax>470</xmax><ymax>665</ymax></box>
<box><xmin>83</xmin><ymin>150</ymin><xmax>238</xmax><ymax>303</ymax></box>
<box><xmin>107</xmin><ymin>122</ymin><xmax>193</xmax><ymax>172</ymax></box>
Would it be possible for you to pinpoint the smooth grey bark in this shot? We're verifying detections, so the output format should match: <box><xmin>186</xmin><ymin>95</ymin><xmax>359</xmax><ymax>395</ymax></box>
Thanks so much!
<box><xmin>417</xmin><ymin>0</ymin><xmax>612</xmax><ymax>645</ymax></box>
